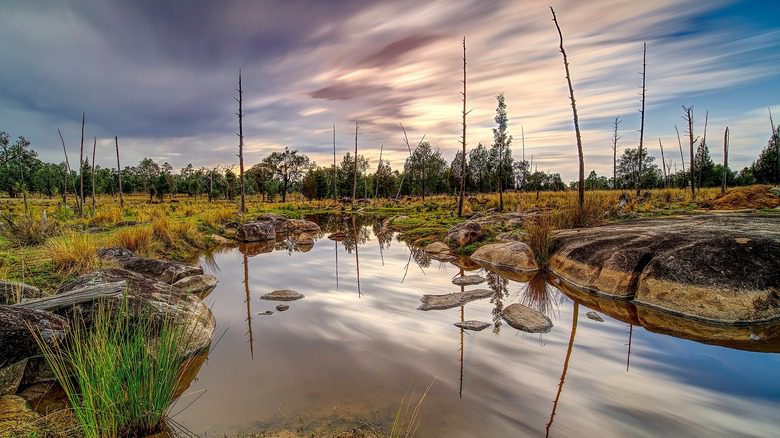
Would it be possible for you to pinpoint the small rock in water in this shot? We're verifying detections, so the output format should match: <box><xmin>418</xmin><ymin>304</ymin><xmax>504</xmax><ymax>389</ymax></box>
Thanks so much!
<box><xmin>586</xmin><ymin>311</ymin><xmax>604</xmax><ymax>322</ymax></box>
<box><xmin>418</xmin><ymin>289</ymin><xmax>494</xmax><ymax>311</ymax></box>
<box><xmin>452</xmin><ymin>275</ymin><xmax>486</xmax><ymax>286</ymax></box>
<box><xmin>276</xmin><ymin>304</ymin><xmax>290</xmax><ymax>312</ymax></box>
<box><xmin>257</xmin><ymin>310</ymin><xmax>274</xmax><ymax>316</ymax></box>
<box><xmin>328</xmin><ymin>231</ymin><xmax>346</xmax><ymax>241</ymax></box>
<box><xmin>454</xmin><ymin>320</ymin><xmax>491</xmax><ymax>331</ymax></box>
<box><xmin>261</xmin><ymin>289</ymin><xmax>305</xmax><ymax>301</ymax></box>
<box><xmin>501</xmin><ymin>303</ymin><xmax>553</xmax><ymax>333</ymax></box>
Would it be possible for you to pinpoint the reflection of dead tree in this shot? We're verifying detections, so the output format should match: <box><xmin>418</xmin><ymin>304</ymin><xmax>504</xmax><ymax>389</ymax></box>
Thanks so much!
<box><xmin>458</xmin><ymin>268</ymin><xmax>465</xmax><ymax>399</ymax></box>
<box><xmin>546</xmin><ymin>303</ymin><xmax>579</xmax><ymax>438</ymax></box>
<box><xmin>626</xmin><ymin>324</ymin><xmax>633</xmax><ymax>372</ymax></box>
<box><xmin>335</xmin><ymin>239</ymin><xmax>339</xmax><ymax>290</ymax></box>
<box><xmin>243</xmin><ymin>253</ymin><xmax>254</xmax><ymax>360</ymax></box>
<box><xmin>352</xmin><ymin>215</ymin><xmax>362</xmax><ymax>298</ymax></box>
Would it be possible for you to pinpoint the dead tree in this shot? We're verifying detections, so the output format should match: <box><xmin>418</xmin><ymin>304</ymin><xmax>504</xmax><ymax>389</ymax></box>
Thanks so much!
<box><xmin>457</xmin><ymin>36</ymin><xmax>468</xmax><ymax>217</ymax></box>
<box><xmin>612</xmin><ymin>117</ymin><xmax>621</xmax><ymax>189</ymax></box>
<box><xmin>352</xmin><ymin>121</ymin><xmax>359</xmax><ymax>208</ymax></box>
<box><xmin>374</xmin><ymin>143</ymin><xmax>383</xmax><ymax>198</ymax></box>
<box><xmin>58</xmin><ymin>128</ymin><xmax>78</xmax><ymax>211</ymax></box>
<box><xmin>722</xmin><ymin>127</ymin><xmax>729</xmax><ymax>194</ymax></box>
<box><xmin>91</xmin><ymin>137</ymin><xmax>97</xmax><ymax>212</ymax></box>
<box><xmin>237</xmin><ymin>69</ymin><xmax>246</xmax><ymax>214</ymax></box>
<box><xmin>79</xmin><ymin>112</ymin><xmax>85</xmax><ymax>216</ymax></box>
<box><xmin>396</xmin><ymin>124</ymin><xmax>424</xmax><ymax>200</ymax></box>
<box><xmin>658</xmin><ymin>138</ymin><xmax>667</xmax><ymax>188</ymax></box>
<box><xmin>332</xmin><ymin>124</ymin><xmax>337</xmax><ymax>200</ymax></box>
<box><xmin>699</xmin><ymin>110</ymin><xmax>709</xmax><ymax>188</ymax></box>
<box><xmin>115</xmin><ymin>136</ymin><xmax>124</xmax><ymax>209</ymax></box>
<box><xmin>551</xmin><ymin>7</ymin><xmax>585</xmax><ymax>212</ymax></box>
<box><xmin>675</xmin><ymin>125</ymin><xmax>686</xmax><ymax>189</ymax></box>
<box><xmin>636</xmin><ymin>42</ymin><xmax>647</xmax><ymax>196</ymax></box>
<box><xmin>682</xmin><ymin>106</ymin><xmax>696</xmax><ymax>199</ymax></box>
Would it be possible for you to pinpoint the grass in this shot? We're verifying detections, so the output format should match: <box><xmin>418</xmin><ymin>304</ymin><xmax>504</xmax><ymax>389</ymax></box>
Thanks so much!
<box><xmin>46</xmin><ymin>232</ymin><xmax>99</xmax><ymax>276</ymax></box>
<box><xmin>33</xmin><ymin>297</ymin><xmax>199</xmax><ymax>438</ymax></box>
<box><xmin>114</xmin><ymin>226</ymin><xmax>154</xmax><ymax>254</ymax></box>
<box><xmin>389</xmin><ymin>378</ymin><xmax>436</xmax><ymax>438</ymax></box>
<box><xmin>525</xmin><ymin>214</ymin><xmax>556</xmax><ymax>268</ymax></box>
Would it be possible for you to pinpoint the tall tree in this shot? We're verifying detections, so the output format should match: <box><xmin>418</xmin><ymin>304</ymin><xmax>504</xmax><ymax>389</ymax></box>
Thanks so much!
<box><xmin>237</xmin><ymin>69</ymin><xmax>246</xmax><ymax>213</ymax></box>
<box><xmin>352</xmin><ymin>122</ymin><xmax>359</xmax><ymax>207</ymax></box>
<box><xmin>91</xmin><ymin>137</ymin><xmax>97</xmax><ymax>212</ymax></box>
<box><xmin>636</xmin><ymin>42</ymin><xmax>647</xmax><ymax>196</ymax></box>
<box><xmin>332</xmin><ymin>124</ymin><xmax>337</xmax><ymax>200</ymax></box>
<box><xmin>675</xmin><ymin>125</ymin><xmax>687</xmax><ymax>189</ymax></box>
<box><xmin>79</xmin><ymin>112</ymin><xmax>85</xmax><ymax>215</ymax></box>
<box><xmin>722</xmin><ymin>127</ymin><xmax>729</xmax><ymax>193</ymax></box>
<box><xmin>682</xmin><ymin>106</ymin><xmax>697</xmax><ymax>199</ymax></box>
<box><xmin>264</xmin><ymin>147</ymin><xmax>311</xmax><ymax>202</ymax></box>
<box><xmin>458</xmin><ymin>36</ymin><xmax>468</xmax><ymax>217</ymax></box>
<box><xmin>551</xmin><ymin>7</ymin><xmax>585</xmax><ymax>212</ymax></box>
<box><xmin>115</xmin><ymin>136</ymin><xmax>124</xmax><ymax>209</ymax></box>
<box><xmin>611</xmin><ymin>117</ymin><xmax>621</xmax><ymax>188</ymax></box>
<box><xmin>492</xmin><ymin>93</ymin><xmax>512</xmax><ymax>211</ymax></box>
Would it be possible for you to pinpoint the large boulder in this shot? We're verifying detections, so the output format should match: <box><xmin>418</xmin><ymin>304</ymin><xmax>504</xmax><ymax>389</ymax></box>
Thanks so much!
<box><xmin>446</xmin><ymin>220</ymin><xmax>485</xmax><ymax>248</ymax></box>
<box><xmin>173</xmin><ymin>274</ymin><xmax>219</xmax><ymax>296</ymax></box>
<box><xmin>115</xmin><ymin>257</ymin><xmax>203</xmax><ymax>284</ymax></box>
<box><xmin>286</xmin><ymin>219</ymin><xmax>321</xmax><ymax>234</ymax></box>
<box><xmin>236</xmin><ymin>221</ymin><xmax>276</xmax><ymax>242</ymax></box>
<box><xmin>470</xmin><ymin>241</ymin><xmax>539</xmax><ymax>272</ymax></box>
<box><xmin>0</xmin><ymin>281</ymin><xmax>43</xmax><ymax>305</ymax></box>
<box><xmin>255</xmin><ymin>213</ymin><xmax>290</xmax><ymax>233</ymax></box>
<box><xmin>0</xmin><ymin>306</ymin><xmax>68</xmax><ymax>395</ymax></box>
<box><xmin>57</xmin><ymin>269</ymin><xmax>215</xmax><ymax>357</ymax></box>
<box><xmin>549</xmin><ymin>214</ymin><xmax>780</xmax><ymax>323</ymax></box>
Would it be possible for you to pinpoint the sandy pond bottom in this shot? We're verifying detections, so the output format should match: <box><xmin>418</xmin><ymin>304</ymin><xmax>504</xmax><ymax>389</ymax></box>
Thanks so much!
<box><xmin>173</xmin><ymin>217</ymin><xmax>780</xmax><ymax>437</ymax></box>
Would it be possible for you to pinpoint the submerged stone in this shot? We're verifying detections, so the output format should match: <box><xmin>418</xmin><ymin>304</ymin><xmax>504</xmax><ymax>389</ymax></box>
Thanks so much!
<box><xmin>418</xmin><ymin>289</ymin><xmax>494</xmax><ymax>311</ymax></box>
<box><xmin>452</xmin><ymin>275</ymin><xmax>485</xmax><ymax>286</ymax></box>
<box><xmin>261</xmin><ymin>290</ymin><xmax>305</xmax><ymax>301</ymax></box>
<box><xmin>276</xmin><ymin>304</ymin><xmax>290</xmax><ymax>312</ymax></box>
<box><xmin>454</xmin><ymin>320</ymin><xmax>491</xmax><ymax>331</ymax></box>
<box><xmin>501</xmin><ymin>303</ymin><xmax>553</xmax><ymax>333</ymax></box>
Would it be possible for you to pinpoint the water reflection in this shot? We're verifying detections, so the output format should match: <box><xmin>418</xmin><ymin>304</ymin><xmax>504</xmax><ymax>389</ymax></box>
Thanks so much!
<box><xmin>179</xmin><ymin>215</ymin><xmax>780</xmax><ymax>437</ymax></box>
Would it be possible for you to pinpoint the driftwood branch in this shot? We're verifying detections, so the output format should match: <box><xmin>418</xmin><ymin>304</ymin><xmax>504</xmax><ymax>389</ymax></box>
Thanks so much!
<box><xmin>14</xmin><ymin>281</ymin><xmax>126</xmax><ymax>312</ymax></box>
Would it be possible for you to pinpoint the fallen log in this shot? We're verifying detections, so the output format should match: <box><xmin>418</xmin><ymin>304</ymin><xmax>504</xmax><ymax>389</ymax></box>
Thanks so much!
<box><xmin>13</xmin><ymin>281</ymin><xmax>126</xmax><ymax>312</ymax></box>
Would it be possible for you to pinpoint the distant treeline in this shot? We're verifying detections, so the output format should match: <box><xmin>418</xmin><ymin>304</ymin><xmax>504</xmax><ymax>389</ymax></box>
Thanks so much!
<box><xmin>0</xmin><ymin>125</ymin><xmax>778</xmax><ymax>202</ymax></box>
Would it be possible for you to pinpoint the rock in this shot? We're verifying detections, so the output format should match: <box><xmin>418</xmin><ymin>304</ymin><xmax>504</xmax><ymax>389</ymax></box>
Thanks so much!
<box><xmin>255</xmin><ymin>213</ymin><xmax>289</xmax><ymax>232</ymax></box>
<box><xmin>236</xmin><ymin>221</ymin><xmax>276</xmax><ymax>242</ymax></box>
<box><xmin>452</xmin><ymin>275</ymin><xmax>486</xmax><ymax>286</ymax></box>
<box><xmin>257</xmin><ymin>310</ymin><xmax>274</xmax><ymax>316</ymax></box>
<box><xmin>549</xmin><ymin>214</ymin><xmax>780</xmax><ymax>323</ymax></box>
<box><xmin>276</xmin><ymin>304</ymin><xmax>290</xmax><ymax>312</ymax></box>
<box><xmin>470</xmin><ymin>242</ymin><xmax>539</xmax><ymax>272</ymax></box>
<box><xmin>0</xmin><ymin>360</ymin><xmax>27</xmax><ymax>396</ymax></box>
<box><xmin>418</xmin><ymin>289</ymin><xmax>494</xmax><ymax>311</ymax></box>
<box><xmin>0</xmin><ymin>306</ymin><xmax>68</xmax><ymax>371</ymax></box>
<box><xmin>446</xmin><ymin>220</ymin><xmax>485</xmax><ymax>247</ymax></box>
<box><xmin>17</xmin><ymin>383</ymin><xmax>68</xmax><ymax>416</ymax></box>
<box><xmin>287</xmin><ymin>219</ymin><xmax>321</xmax><ymax>234</ymax></box>
<box><xmin>115</xmin><ymin>256</ymin><xmax>203</xmax><ymax>284</ymax></box>
<box><xmin>0</xmin><ymin>395</ymin><xmax>39</xmax><ymax>432</ymax></box>
<box><xmin>56</xmin><ymin>269</ymin><xmax>215</xmax><ymax>358</ymax></box>
<box><xmin>209</xmin><ymin>234</ymin><xmax>235</xmax><ymax>246</ymax></box>
<box><xmin>173</xmin><ymin>274</ymin><xmax>218</xmax><ymax>295</ymax></box>
<box><xmin>97</xmin><ymin>247</ymin><xmax>134</xmax><ymax>260</ymax></box>
<box><xmin>239</xmin><ymin>240</ymin><xmax>275</xmax><ymax>256</ymax></box>
<box><xmin>454</xmin><ymin>320</ymin><xmax>491</xmax><ymax>331</ymax></box>
<box><xmin>425</xmin><ymin>241</ymin><xmax>450</xmax><ymax>255</ymax></box>
<box><xmin>501</xmin><ymin>303</ymin><xmax>553</xmax><ymax>333</ymax></box>
<box><xmin>295</xmin><ymin>233</ymin><xmax>314</xmax><ymax>246</ymax></box>
<box><xmin>261</xmin><ymin>290</ymin><xmax>305</xmax><ymax>301</ymax></box>
<box><xmin>586</xmin><ymin>311</ymin><xmax>604</xmax><ymax>322</ymax></box>
<box><xmin>0</xmin><ymin>280</ymin><xmax>43</xmax><ymax>305</ymax></box>
<box><xmin>328</xmin><ymin>231</ymin><xmax>346</xmax><ymax>241</ymax></box>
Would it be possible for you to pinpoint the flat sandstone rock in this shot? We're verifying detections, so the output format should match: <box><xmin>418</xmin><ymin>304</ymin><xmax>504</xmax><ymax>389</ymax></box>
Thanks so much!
<box><xmin>454</xmin><ymin>320</ymin><xmax>491</xmax><ymax>331</ymax></box>
<box><xmin>261</xmin><ymin>290</ymin><xmax>305</xmax><ymax>301</ymax></box>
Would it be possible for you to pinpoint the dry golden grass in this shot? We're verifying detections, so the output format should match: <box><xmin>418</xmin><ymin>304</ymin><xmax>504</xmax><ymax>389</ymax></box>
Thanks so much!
<box><xmin>46</xmin><ymin>232</ymin><xmax>99</xmax><ymax>275</ymax></box>
<box><xmin>524</xmin><ymin>214</ymin><xmax>556</xmax><ymax>267</ymax></box>
<box><xmin>89</xmin><ymin>206</ymin><xmax>123</xmax><ymax>226</ymax></box>
<box><xmin>114</xmin><ymin>226</ymin><xmax>154</xmax><ymax>254</ymax></box>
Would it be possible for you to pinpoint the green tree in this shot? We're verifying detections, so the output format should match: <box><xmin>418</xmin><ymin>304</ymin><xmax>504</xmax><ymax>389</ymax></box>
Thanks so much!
<box><xmin>751</xmin><ymin>127</ymin><xmax>780</xmax><ymax>184</ymax></box>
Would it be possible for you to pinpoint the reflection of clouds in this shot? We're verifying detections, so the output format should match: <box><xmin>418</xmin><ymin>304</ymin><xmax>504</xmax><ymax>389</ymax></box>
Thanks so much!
<box><xmin>178</xmin><ymin>223</ymin><xmax>780</xmax><ymax>436</ymax></box>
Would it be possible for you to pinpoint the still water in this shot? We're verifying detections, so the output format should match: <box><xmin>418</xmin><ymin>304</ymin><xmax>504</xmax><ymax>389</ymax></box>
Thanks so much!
<box><xmin>174</xmin><ymin>215</ymin><xmax>780</xmax><ymax>437</ymax></box>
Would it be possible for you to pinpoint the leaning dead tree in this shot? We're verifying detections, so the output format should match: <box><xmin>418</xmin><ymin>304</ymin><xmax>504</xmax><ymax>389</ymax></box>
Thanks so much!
<box><xmin>115</xmin><ymin>136</ymin><xmax>124</xmax><ymax>209</ymax></box>
<box><xmin>722</xmin><ymin>127</ymin><xmax>729</xmax><ymax>194</ymax></box>
<box><xmin>332</xmin><ymin>124</ymin><xmax>337</xmax><ymax>200</ymax></box>
<box><xmin>91</xmin><ymin>137</ymin><xmax>97</xmax><ymax>212</ymax></box>
<box><xmin>551</xmin><ymin>7</ymin><xmax>585</xmax><ymax>212</ymax></box>
<box><xmin>58</xmin><ymin>128</ymin><xmax>79</xmax><ymax>212</ymax></box>
<box><xmin>236</xmin><ymin>69</ymin><xmax>246</xmax><ymax>214</ymax></box>
<box><xmin>675</xmin><ymin>125</ymin><xmax>686</xmax><ymax>189</ymax></box>
<box><xmin>457</xmin><ymin>36</ymin><xmax>468</xmax><ymax>217</ymax></box>
<box><xmin>79</xmin><ymin>112</ymin><xmax>85</xmax><ymax>216</ymax></box>
<box><xmin>352</xmin><ymin>121</ymin><xmax>359</xmax><ymax>208</ymax></box>
<box><xmin>636</xmin><ymin>42</ymin><xmax>647</xmax><ymax>196</ymax></box>
<box><xmin>658</xmin><ymin>138</ymin><xmax>667</xmax><ymax>188</ymax></box>
<box><xmin>374</xmin><ymin>143</ymin><xmax>383</xmax><ymax>198</ymax></box>
<box><xmin>682</xmin><ymin>106</ymin><xmax>696</xmax><ymax>199</ymax></box>
<box><xmin>396</xmin><ymin>124</ymin><xmax>425</xmax><ymax>200</ymax></box>
<box><xmin>611</xmin><ymin>117</ymin><xmax>621</xmax><ymax>189</ymax></box>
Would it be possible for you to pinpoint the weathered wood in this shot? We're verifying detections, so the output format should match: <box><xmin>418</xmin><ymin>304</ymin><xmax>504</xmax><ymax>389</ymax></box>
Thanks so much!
<box><xmin>14</xmin><ymin>281</ymin><xmax>125</xmax><ymax>312</ymax></box>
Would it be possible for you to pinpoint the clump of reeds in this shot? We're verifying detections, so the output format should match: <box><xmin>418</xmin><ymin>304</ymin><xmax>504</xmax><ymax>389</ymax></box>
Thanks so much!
<box><xmin>524</xmin><ymin>213</ymin><xmax>556</xmax><ymax>268</ymax></box>
<box><xmin>390</xmin><ymin>378</ymin><xmax>436</xmax><ymax>438</ymax></box>
<box><xmin>33</xmin><ymin>298</ymin><xmax>197</xmax><ymax>438</ymax></box>
<box><xmin>89</xmin><ymin>206</ymin><xmax>123</xmax><ymax>226</ymax></box>
<box><xmin>46</xmin><ymin>232</ymin><xmax>98</xmax><ymax>275</ymax></box>
<box><xmin>152</xmin><ymin>216</ymin><xmax>176</xmax><ymax>248</ymax></box>
<box><xmin>114</xmin><ymin>226</ymin><xmax>154</xmax><ymax>254</ymax></box>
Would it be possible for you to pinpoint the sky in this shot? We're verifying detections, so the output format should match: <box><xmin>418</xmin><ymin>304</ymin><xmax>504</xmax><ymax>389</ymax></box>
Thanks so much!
<box><xmin>1</xmin><ymin>0</ymin><xmax>779</xmax><ymax>182</ymax></box>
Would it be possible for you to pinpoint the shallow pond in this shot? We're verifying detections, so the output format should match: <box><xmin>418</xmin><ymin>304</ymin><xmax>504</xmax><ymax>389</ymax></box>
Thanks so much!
<box><xmin>174</xmin><ymin>215</ymin><xmax>780</xmax><ymax>437</ymax></box>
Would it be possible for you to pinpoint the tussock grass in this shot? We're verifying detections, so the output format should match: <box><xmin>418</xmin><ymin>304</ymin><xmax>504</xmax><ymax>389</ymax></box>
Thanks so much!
<box><xmin>88</xmin><ymin>206</ymin><xmax>123</xmax><ymax>226</ymax></box>
<box><xmin>114</xmin><ymin>226</ymin><xmax>154</xmax><ymax>254</ymax></box>
<box><xmin>33</xmin><ymin>298</ymin><xmax>198</xmax><ymax>438</ymax></box>
<box><xmin>46</xmin><ymin>232</ymin><xmax>98</xmax><ymax>275</ymax></box>
<box><xmin>525</xmin><ymin>214</ymin><xmax>556</xmax><ymax>268</ymax></box>
<box><xmin>152</xmin><ymin>216</ymin><xmax>176</xmax><ymax>248</ymax></box>
<box><xmin>0</xmin><ymin>213</ymin><xmax>61</xmax><ymax>246</ymax></box>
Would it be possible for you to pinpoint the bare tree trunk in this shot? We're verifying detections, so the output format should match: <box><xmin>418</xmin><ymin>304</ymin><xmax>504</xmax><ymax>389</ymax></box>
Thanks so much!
<box><xmin>682</xmin><ymin>106</ymin><xmax>696</xmax><ymax>199</ymax></box>
<box><xmin>699</xmin><ymin>110</ymin><xmax>709</xmax><ymax>189</ymax></box>
<box><xmin>237</xmin><ymin>69</ymin><xmax>246</xmax><ymax>214</ymax></box>
<box><xmin>375</xmin><ymin>143</ymin><xmax>383</xmax><ymax>198</ymax></box>
<box><xmin>91</xmin><ymin>137</ymin><xmax>97</xmax><ymax>213</ymax></box>
<box><xmin>458</xmin><ymin>36</ymin><xmax>467</xmax><ymax>217</ymax></box>
<box><xmin>395</xmin><ymin>124</ymin><xmax>420</xmax><ymax>200</ymax></box>
<box><xmin>675</xmin><ymin>125</ymin><xmax>686</xmax><ymax>189</ymax></box>
<box><xmin>332</xmin><ymin>124</ymin><xmax>337</xmax><ymax>200</ymax></box>
<box><xmin>612</xmin><ymin>117</ymin><xmax>621</xmax><ymax>189</ymax></box>
<box><xmin>352</xmin><ymin>122</ymin><xmax>359</xmax><ymax>208</ymax></box>
<box><xmin>551</xmin><ymin>7</ymin><xmax>585</xmax><ymax>212</ymax></box>
<box><xmin>722</xmin><ymin>127</ymin><xmax>729</xmax><ymax>194</ymax></box>
<box><xmin>58</xmin><ymin>128</ymin><xmax>77</xmax><ymax>210</ymax></box>
<box><xmin>658</xmin><ymin>138</ymin><xmax>667</xmax><ymax>188</ymax></box>
<box><xmin>115</xmin><ymin>136</ymin><xmax>124</xmax><ymax>209</ymax></box>
<box><xmin>79</xmin><ymin>112</ymin><xmax>85</xmax><ymax>216</ymax></box>
<box><xmin>636</xmin><ymin>42</ymin><xmax>647</xmax><ymax>196</ymax></box>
